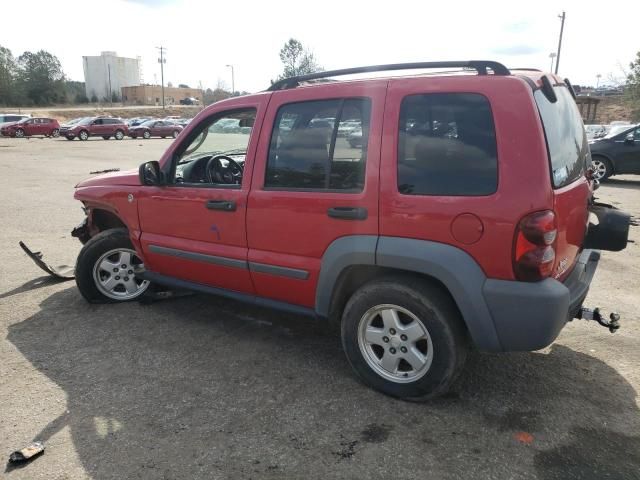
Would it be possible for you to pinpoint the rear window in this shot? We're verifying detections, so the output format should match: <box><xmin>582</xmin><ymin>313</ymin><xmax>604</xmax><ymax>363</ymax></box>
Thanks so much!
<box><xmin>534</xmin><ymin>86</ymin><xmax>588</xmax><ymax>188</ymax></box>
<box><xmin>397</xmin><ymin>93</ymin><xmax>498</xmax><ymax>196</ymax></box>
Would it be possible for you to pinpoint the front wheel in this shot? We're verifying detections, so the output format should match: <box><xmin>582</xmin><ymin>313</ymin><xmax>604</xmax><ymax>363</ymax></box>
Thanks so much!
<box><xmin>75</xmin><ymin>229</ymin><xmax>150</xmax><ymax>303</ymax></box>
<box><xmin>341</xmin><ymin>278</ymin><xmax>468</xmax><ymax>401</ymax></box>
<box><xmin>79</xmin><ymin>130</ymin><xmax>89</xmax><ymax>141</ymax></box>
<box><xmin>143</xmin><ymin>130</ymin><xmax>151</xmax><ymax>139</ymax></box>
<box><xmin>172</xmin><ymin>130</ymin><xmax>179</xmax><ymax>138</ymax></box>
<box><xmin>15</xmin><ymin>128</ymin><xmax>25</xmax><ymax>138</ymax></box>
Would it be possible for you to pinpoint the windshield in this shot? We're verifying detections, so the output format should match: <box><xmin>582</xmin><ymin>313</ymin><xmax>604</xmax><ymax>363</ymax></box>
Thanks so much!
<box><xmin>140</xmin><ymin>120</ymin><xmax>156</xmax><ymax>127</ymax></box>
<box><xmin>78</xmin><ymin>117</ymin><xmax>94</xmax><ymax>125</ymax></box>
<box><xmin>604</xmin><ymin>125</ymin><xmax>637</xmax><ymax>139</ymax></box>
<box><xmin>68</xmin><ymin>117</ymin><xmax>88</xmax><ymax>125</ymax></box>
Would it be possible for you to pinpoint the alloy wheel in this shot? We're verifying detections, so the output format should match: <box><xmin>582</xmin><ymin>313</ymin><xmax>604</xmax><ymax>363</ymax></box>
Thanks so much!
<box><xmin>92</xmin><ymin>248</ymin><xmax>149</xmax><ymax>300</ymax></box>
<box><xmin>357</xmin><ymin>304</ymin><xmax>434</xmax><ymax>383</ymax></box>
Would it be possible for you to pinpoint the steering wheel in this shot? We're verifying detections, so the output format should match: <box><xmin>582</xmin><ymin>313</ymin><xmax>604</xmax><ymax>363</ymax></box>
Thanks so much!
<box><xmin>206</xmin><ymin>155</ymin><xmax>243</xmax><ymax>184</ymax></box>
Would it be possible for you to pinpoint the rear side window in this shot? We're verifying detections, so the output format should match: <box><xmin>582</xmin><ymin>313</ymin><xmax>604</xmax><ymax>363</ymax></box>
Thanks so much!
<box><xmin>534</xmin><ymin>86</ymin><xmax>587</xmax><ymax>188</ymax></box>
<box><xmin>266</xmin><ymin>98</ymin><xmax>371</xmax><ymax>191</ymax></box>
<box><xmin>398</xmin><ymin>93</ymin><xmax>498</xmax><ymax>196</ymax></box>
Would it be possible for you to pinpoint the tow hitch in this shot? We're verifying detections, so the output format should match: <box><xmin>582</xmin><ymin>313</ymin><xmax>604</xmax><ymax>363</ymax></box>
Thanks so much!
<box><xmin>575</xmin><ymin>307</ymin><xmax>620</xmax><ymax>333</ymax></box>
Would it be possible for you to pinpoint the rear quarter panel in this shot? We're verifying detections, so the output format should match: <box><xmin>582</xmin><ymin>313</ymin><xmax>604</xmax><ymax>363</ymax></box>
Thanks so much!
<box><xmin>380</xmin><ymin>75</ymin><xmax>553</xmax><ymax>280</ymax></box>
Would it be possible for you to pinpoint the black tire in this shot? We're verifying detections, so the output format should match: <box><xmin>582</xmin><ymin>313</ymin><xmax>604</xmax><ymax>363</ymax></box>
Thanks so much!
<box><xmin>341</xmin><ymin>277</ymin><xmax>468</xmax><ymax>401</ymax></box>
<box><xmin>75</xmin><ymin>228</ymin><xmax>150</xmax><ymax>304</ymax></box>
<box><xmin>51</xmin><ymin>128</ymin><xmax>60</xmax><ymax>138</ymax></box>
<box><xmin>102</xmin><ymin>135</ymin><xmax>111</xmax><ymax>140</ymax></box>
<box><xmin>591</xmin><ymin>155</ymin><xmax>613</xmax><ymax>181</ymax></box>
<box><xmin>78</xmin><ymin>130</ymin><xmax>89</xmax><ymax>141</ymax></box>
<box><xmin>15</xmin><ymin>128</ymin><xmax>25</xmax><ymax>138</ymax></box>
<box><xmin>143</xmin><ymin>130</ymin><xmax>151</xmax><ymax>139</ymax></box>
<box><xmin>114</xmin><ymin>129</ymin><xmax>125</xmax><ymax>140</ymax></box>
<box><xmin>172</xmin><ymin>130</ymin><xmax>179</xmax><ymax>138</ymax></box>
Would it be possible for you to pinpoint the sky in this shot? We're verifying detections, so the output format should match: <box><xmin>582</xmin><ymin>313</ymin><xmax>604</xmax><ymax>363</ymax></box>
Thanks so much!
<box><xmin>3</xmin><ymin>0</ymin><xmax>638</xmax><ymax>92</ymax></box>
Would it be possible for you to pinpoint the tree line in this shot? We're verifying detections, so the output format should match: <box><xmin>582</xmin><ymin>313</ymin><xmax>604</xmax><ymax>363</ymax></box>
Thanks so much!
<box><xmin>0</xmin><ymin>45</ymin><xmax>90</xmax><ymax>107</ymax></box>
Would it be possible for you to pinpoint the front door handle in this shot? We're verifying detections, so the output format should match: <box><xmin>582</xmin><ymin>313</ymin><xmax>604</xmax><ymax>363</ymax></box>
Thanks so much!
<box><xmin>327</xmin><ymin>207</ymin><xmax>368</xmax><ymax>220</ymax></box>
<box><xmin>206</xmin><ymin>200</ymin><xmax>236</xmax><ymax>211</ymax></box>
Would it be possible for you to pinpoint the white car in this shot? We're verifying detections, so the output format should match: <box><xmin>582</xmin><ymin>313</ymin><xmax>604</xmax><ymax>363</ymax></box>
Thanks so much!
<box><xmin>0</xmin><ymin>113</ymin><xmax>31</xmax><ymax>129</ymax></box>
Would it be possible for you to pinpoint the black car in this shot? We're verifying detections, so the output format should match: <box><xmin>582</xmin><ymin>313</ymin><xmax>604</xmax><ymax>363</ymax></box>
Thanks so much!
<box><xmin>589</xmin><ymin>124</ymin><xmax>640</xmax><ymax>180</ymax></box>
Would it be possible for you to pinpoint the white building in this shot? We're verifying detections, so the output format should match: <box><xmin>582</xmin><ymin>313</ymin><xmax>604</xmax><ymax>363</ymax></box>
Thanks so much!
<box><xmin>83</xmin><ymin>51</ymin><xmax>140</xmax><ymax>101</ymax></box>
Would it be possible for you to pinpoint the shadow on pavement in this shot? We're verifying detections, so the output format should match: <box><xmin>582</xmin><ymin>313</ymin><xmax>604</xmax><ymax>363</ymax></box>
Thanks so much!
<box><xmin>7</xmin><ymin>287</ymin><xmax>640</xmax><ymax>479</ymax></box>
<box><xmin>0</xmin><ymin>276</ymin><xmax>67</xmax><ymax>301</ymax></box>
<box><xmin>604</xmin><ymin>178</ymin><xmax>640</xmax><ymax>190</ymax></box>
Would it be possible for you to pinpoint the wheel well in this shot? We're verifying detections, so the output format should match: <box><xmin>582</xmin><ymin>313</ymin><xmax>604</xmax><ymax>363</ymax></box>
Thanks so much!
<box><xmin>327</xmin><ymin>265</ymin><xmax>463</xmax><ymax>328</ymax></box>
<box><xmin>91</xmin><ymin>209</ymin><xmax>127</xmax><ymax>233</ymax></box>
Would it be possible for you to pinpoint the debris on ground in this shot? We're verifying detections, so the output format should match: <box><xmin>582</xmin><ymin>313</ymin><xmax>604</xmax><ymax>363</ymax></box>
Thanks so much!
<box><xmin>8</xmin><ymin>441</ymin><xmax>45</xmax><ymax>464</ymax></box>
<box><xmin>19</xmin><ymin>242</ymin><xmax>74</xmax><ymax>279</ymax></box>
<box><xmin>89</xmin><ymin>168</ymin><xmax>120</xmax><ymax>175</ymax></box>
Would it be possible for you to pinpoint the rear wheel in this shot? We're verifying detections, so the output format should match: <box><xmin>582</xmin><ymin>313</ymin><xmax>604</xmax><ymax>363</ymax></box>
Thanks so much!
<box><xmin>591</xmin><ymin>156</ymin><xmax>613</xmax><ymax>181</ymax></box>
<box><xmin>15</xmin><ymin>128</ymin><xmax>25</xmax><ymax>138</ymax></box>
<box><xmin>79</xmin><ymin>130</ymin><xmax>89</xmax><ymax>141</ymax></box>
<box><xmin>143</xmin><ymin>130</ymin><xmax>151</xmax><ymax>139</ymax></box>
<box><xmin>114</xmin><ymin>129</ymin><xmax>125</xmax><ymax>140</ymax></box>
<box><xmin>76</xmin><ymin>229</ymin><xmax>150</xmax><ymax>303</ymax></box>
<box><xmin>51</xmin><ymin>128</ymin><xmax>60</xmax><ymax>138</ymax></box>
<box><xmin>341</xmin><ymin>278</ymin><xmax>467</xmax><ymax>400</ymax></box>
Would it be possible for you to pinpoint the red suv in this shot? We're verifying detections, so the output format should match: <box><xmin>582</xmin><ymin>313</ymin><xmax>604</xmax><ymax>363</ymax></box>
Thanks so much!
<box><xmin>61</xmin><ymin>117</ymin><xmax>128</xmax><ymax>141</ymax></box>
<box><xmin>70</xmin><ymin>61</ymin><xmax>630</xmax><ymax>400</ymax></box>
<box><xmin>128</xmin><ymin>120</ymin><xmax>183</xmax><ymax>139</ymax></box>
<box><xmin>1</xmin><ymin>117</ymin><xmax>60</xmax><ymax>138</ymax></box>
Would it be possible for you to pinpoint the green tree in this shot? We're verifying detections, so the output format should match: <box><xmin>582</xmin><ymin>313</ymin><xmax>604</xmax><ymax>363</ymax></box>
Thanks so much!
<box><xmin>277</xmin><ymin>38</ymin><xmax>322</xmax><ymax>80</ymax></box>
<box><xmin>0</xmin><ymin>45</ymin><xmax>19</xmax><ymax>105</ymax></box>
<box><xmin>626</xmin><ymin>50</ymin><xmax>640</xmax><ymax>121</ymax></box>
<box><xmin>17</xmin><ymin>50</ymin><xmax>65</xmax><ymax>105</ymax></box>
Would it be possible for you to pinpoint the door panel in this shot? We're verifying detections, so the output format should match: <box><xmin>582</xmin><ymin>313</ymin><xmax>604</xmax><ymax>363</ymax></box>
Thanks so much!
<box><xmin>247</xmin><ymin>82</ymin><xmax>386</xmax><ymax>308</ymax></box>
<box><xmin>137</xmin><ymin>97</ymin><xmax>270</xmax><ymax>293</ymax></box>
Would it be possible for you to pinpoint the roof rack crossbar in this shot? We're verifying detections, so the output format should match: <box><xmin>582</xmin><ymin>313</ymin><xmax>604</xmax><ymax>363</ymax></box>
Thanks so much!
<box><xmin>268</xmin><ymin>60</ymin><xmax>511</xmax><ymax>91</ymax></box>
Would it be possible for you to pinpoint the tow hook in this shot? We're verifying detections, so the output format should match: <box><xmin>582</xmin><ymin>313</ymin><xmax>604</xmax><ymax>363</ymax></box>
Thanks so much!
<box><xmin>576</xmin><ymin>307</ymin><xmax>621</xmax><ymax>333</ymax></box>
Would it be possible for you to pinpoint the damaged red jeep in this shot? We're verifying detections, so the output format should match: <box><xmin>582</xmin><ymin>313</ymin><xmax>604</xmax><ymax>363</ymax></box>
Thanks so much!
<box><xmin>69</xmin><ymin>62</ymin><xmax>632</xmax><ymax>400</ymax></box>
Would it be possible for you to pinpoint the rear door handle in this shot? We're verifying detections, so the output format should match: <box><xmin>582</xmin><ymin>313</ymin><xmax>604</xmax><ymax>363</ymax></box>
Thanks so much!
<box><xmin>327</xmin><ymin>207</ymin><xmax>368</xmax><ymax>220</ymax></box>
<box><xmin>206</xmin><ymin>200</ymin><xmax>236</xmax><ymax>211</ymax></box>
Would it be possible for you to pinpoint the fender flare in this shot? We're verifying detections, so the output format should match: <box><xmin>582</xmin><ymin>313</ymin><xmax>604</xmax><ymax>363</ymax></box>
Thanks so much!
<box><xmin>316</xmin><ymin>235</ymin><xmax>502</xmax><ymax>352</ymax></box>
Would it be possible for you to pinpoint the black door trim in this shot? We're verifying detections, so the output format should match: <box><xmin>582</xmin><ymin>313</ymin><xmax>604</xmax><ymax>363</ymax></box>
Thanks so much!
<box><xmin>148</xmin><ymin>244</ymin><xmax>248</xmax><ymax>270</ymax></box>
<box><xmin>249</xmin><ymin>262</ymin><xmax>309</xmax><ymax>280</ymax></box>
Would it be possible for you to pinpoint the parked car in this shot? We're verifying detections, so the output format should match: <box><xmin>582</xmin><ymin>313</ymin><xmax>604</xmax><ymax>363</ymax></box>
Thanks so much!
<box><xmin>337</xmin><ymin>120</ymin><xmax>361</xmax><ymax>137</ymax></box>
<box><xmin>584</xmin><ymin>124</ymin><xmax>607</xmax><ymax>140</ymax></box>
<box><xmin>0</xmin><ymin>113</ymin><xmax>31</xmax><ymax>129</ymax></box>
<box><xmin>61</xmin><ymin>117</ymin><xmax>128</xmax><ymax>141</ymax></box>
<box><xmin>1</xmin><ymin>117</ymin><xmax>60</xmax><ymax>138</ymax></box>
<box><xmin>588</xmin><ymin>124</ymin><xmax>640</xmax><ymax>180</ymax></box>
<box><xmin>346</xmin><ymin>126</ymin><xmax>364</xmax><ymax>148</ymax></box>
<box><xmin>179</xmin><ymin>97</ymin><xmax>199</xmax><ymax>105</ymax></box>
<box><xmin>129</xmin><ymin>120</ymin><xmax>183</xmax><ymax>139</ymax></box>
<box><xmin>127</xmin><ymin>117</ymin><xmax>151</xmax><ymax>127</ymax></box>
<box><xmin>70</xmin><ymin>61</ymin><xmax>630</xmax><ymax>400</ymax></box>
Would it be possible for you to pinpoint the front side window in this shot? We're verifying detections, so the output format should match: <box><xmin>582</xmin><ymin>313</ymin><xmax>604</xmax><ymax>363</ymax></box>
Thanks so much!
<box><xmin>265</xmin><ymin>98</ymin><xmax>371</xmax><ymax>191</ymax></box>
<box><xmin>171</xmin><ymin>108</ymin><xmax>256</xmax><ymax>187</ymax></box>
<box><xmin>398</xmin><ymin>93</ymin><xmax>498</xmax><ymax>196</ymax></box>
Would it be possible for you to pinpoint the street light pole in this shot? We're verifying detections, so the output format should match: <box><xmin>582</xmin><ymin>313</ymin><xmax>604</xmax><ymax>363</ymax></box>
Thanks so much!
<box><xmin>549</xmin><ymin>52</ymin><xmax>557</xmax><ymax>72</ymax></box>
<box><xmin>596</xmin><ymin>74</ymin><xmax>602</xmax><ymax>89</ymax></box>
<box><xmin>226</xmin><ymin>64</ymin><xmax>235</xmax><ymax>95</ymax></box>
<box><xmin>555</xmin><ymin>11</ymin><xmax>565</xmax><ymax>74</ymax></box>
<box><xmin>108</xmin><ymin>64</ymin><xmax>112</xmax><ymax>107</ymax></box>
<box><xmin>157</xmin><ymin>46</ymin><xmax>167</xmax><ymax>109</ymax></box>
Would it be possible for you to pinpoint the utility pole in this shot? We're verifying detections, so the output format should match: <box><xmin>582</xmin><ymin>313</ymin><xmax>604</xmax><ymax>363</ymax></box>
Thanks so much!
<box><xmin>555</xmin><ymin>11</ymin><xmax>565</xmax><ymax>75</ymax></box>
<box><xmin>226</xmin><ymin>64</ymin><xmax>235</xmax><ymax>95</ymax></box>
<box><xmin>108</xmin><ymin>64</ymin><xmax>112</xmax><ymax>107</ymax></box>
<box><xmin>157</xmin><ymin>46</ymin><xmax>167</xmax><ymax>109</ymax></box>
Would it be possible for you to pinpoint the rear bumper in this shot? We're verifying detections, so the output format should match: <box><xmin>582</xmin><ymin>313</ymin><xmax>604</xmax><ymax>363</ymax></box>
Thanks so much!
<box><xmin>482</xmin><ymin>249</ymin><xmax>600</xmax><ymax>351</ymax></box>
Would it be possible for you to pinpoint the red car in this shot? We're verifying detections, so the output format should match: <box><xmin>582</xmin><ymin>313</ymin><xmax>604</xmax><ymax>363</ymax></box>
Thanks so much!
<box><xmin>60</xmin><ymin>117</ymin><xmax>128</xmax><ymax>141</ymax></box>
<box><xmin>1</xmin><ymin>117</ymin><xmax>60</xmax><ymax>138</ymax></box>
<box><xmin>71</xmin><ymin>61</ymin><xmax>630</xmax><ymax>400</ymax></box>
<box><xmin>128</xmin><ymin>120</ymin><xmax>183</xmax><ymax>139</ymax></box>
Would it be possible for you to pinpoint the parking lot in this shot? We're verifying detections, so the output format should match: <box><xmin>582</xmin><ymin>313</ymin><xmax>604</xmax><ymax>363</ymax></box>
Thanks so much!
<box><xmin>1</xmin><ymin>136</ymin><xmax>639</xmax><ymax>479</ymax></box>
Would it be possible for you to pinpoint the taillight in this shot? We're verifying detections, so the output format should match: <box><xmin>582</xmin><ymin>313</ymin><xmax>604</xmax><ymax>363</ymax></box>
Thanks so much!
<box><xmin>513</xmin><ymin>210</ymin><xmax>557</xmax><ymax>281</ymax></box>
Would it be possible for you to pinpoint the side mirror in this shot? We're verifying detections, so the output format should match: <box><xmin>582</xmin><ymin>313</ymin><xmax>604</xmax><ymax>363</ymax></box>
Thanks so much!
<box><xmin>139</xmin><ymin>161</ymin><xmax>163</xmax><ymax>186</ymax></box>
<box><xmin>624</xmin><ymin>133</ymin><xmax>635</xmax><ymax>145</ymax></box>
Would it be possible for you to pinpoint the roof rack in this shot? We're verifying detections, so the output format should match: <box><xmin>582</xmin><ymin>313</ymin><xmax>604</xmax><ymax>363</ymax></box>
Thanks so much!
<box><xmin>268</xmin><ymin>61</ymin><xmax>511</xmax><ymax>91</ymax></box>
